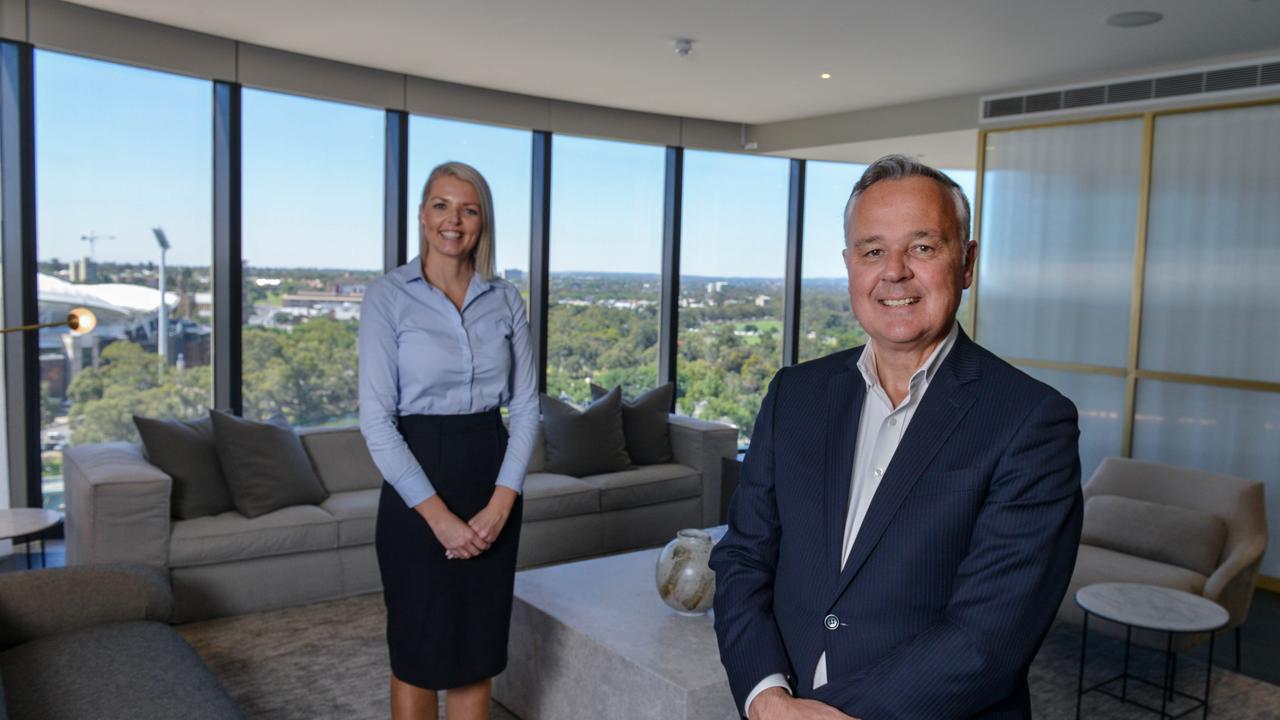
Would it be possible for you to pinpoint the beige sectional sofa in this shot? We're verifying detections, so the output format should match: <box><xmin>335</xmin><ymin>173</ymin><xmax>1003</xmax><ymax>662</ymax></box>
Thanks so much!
<box><xmin>64</xmin><ymin>415</ymin><xmax>737</xmax><ymax>623</ymax></box>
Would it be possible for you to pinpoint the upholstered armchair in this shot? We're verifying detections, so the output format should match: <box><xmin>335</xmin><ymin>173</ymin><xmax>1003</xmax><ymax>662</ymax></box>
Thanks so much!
<box><xmin>1056</xmin><ymin>457</ymin><xmax>1268</xmax><ymax>663</ymax></box>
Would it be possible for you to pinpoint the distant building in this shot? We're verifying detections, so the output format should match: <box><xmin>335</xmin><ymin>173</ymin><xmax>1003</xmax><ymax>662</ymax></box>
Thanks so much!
<box><xmin>504</xmin><ymin>268</ymin><xmax>524</xmax><ymax>283</ymax></box>
<box><xmin>706</xmin><ymin>281</ymin><xmax>728</xmax><ymax>294</ymax></box>
<box><xmin>754</xmin><ymin>295</ymin><xmax>772</xmax><ymax>307</ymax></box>
<box><xmin>330</xmin><ymin>275</ymin><xmax>368</xmax><ymax>296</ymax></box>
<box><xmin>70</xmin><ymin>257</ymin><xmax>97</xmax><ymax>283</ymax></box>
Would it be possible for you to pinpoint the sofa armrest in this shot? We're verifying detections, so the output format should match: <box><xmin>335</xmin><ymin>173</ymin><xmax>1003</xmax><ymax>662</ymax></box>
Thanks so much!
<box><xmin>64</xmin><ymin>442</ymin><xmax>172</xmax><ymax>568</ymax></box>
<box><xmin>668</xmin><ymin>415</ymin><xmax>739</xmax><ymax>527</ymax></box>
<box><xmin>1204</xmin><ymin>535</ymin><xmax>1267</xmax><ymax>628</ymax></box>
<box><xmin>0</xmin><ymin>564</ymin><xmax>172</xmax><ymax>651</ymax></box>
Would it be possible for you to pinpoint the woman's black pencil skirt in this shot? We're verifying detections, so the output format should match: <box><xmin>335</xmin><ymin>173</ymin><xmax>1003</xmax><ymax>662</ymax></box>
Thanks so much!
<box><xmin>375</xmin><ymin>409</ymin><xmax>523</xmax><ymax>690</ymax></box>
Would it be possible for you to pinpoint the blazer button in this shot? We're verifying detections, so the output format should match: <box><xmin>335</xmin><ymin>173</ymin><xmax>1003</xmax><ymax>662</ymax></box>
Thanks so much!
<box><xmin>824</xmin><ymin>614</ymin><xmax>839</xmax><ymax>630</ymax></box>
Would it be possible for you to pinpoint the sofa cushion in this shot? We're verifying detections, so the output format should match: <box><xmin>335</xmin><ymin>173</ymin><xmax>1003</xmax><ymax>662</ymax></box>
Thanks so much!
<box><xmin>522</xmin><ymin>473</ymin><xmax>600</xmax><ymax>522</ymax></box>
<box><xmin>540</xmin><ymin>388</ymin><xmax>631</xmax><ymax>477</ymax></box>
<box><xmin>170</xmin><ymin>505</ymin><xmax>337</xmax><ymax>568</ymax></box>
<box><xmin>320</xmin><ymin>489</ymin><xmax>379</xmax><ymax>547</ymax></box>
<box><xmin>591</xmin><ymin>383</ymin><xmax>674</xmax><ymax>465</ymax></box>
<box><xmin>133</xmin><ymin>414</ymin><xmax>235</xmax><ymax>519</ymax></box>
<box><xmin>581</xmin><ymin>464</ymin><xmax>700</xmax><ymax>512</ymax></box>
<box><xmin>1070</xmin><ymin>544</ymin><xmax>1209</xmax><ymax>597</ymax></box>
<box><xmin>300</xmin><ymin>427</ymin><xmax>383</xmax><ymax>494</ymax></box>
<box><xmin>1083</xmin><ymin>494</ymin><xmax>1226</xmax><ymax>576</ymax></box>
<box><xmin>0</xmin><ymin>620</ymin><xmax>241</xmax><ymax>720</ymax></box>
<box><xmin>210</xmin><ymin>410</ymin><xmax>329</xmax><ymax>518</ymax></box>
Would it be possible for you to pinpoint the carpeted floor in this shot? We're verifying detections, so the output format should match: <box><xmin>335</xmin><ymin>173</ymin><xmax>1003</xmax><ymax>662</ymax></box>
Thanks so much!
<box><xmin>178</xmin><ymin>593</ymin><xmax>1280</xmax><ymax>719</ymax></box>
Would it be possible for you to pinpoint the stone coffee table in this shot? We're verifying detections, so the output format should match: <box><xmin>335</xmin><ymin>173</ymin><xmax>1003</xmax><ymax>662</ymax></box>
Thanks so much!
<box><xmin>493</xmin><ymin>545</ymin><xmax>738</xmax><ymax>720</ymax></box>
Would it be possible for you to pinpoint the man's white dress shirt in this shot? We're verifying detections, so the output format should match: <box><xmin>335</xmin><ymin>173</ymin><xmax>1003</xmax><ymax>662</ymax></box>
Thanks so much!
<box><xmin>743</xmin><ymin>323</ymin><xmax>959</xmax><ymax>717</ymax></box>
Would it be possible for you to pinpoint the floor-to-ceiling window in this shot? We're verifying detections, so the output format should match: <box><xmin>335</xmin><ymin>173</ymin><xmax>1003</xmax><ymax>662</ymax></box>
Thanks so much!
<box><xmin>241</xmin><ymin>89</ymin><xmax>382</xmax><ymax>426</ymax></box>
<box><xmin>678</xmin><ymin>150</ymin><xmax>789</xmax><ymax>445</ymax></box>
<box><xmin>799</xmin><ymin>160</ymin><xmax>866</xmax><ymax>363</ymax></box>
<box><xmin>546</xmin><ymin>135</ymin><xmax>665</xmax><ymax>405</ymax></box>
<box><xmin>34</xmin><ymin>50</ymin><xmax>212</xmax><ymax>510</ymax></box>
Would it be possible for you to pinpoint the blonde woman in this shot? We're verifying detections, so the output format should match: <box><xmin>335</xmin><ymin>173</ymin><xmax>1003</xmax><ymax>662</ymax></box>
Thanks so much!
<box><xmin>359</xmin><ymin>161</ymin><xmax>537</xmax><ymax>719</ymax></box>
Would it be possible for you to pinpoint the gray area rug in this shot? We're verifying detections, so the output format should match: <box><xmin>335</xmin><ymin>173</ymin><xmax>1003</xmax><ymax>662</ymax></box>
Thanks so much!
<box><xmin>179</xmin><ymin>593</ymin><xmax>1280</xmax><ymax>719</ymax></box>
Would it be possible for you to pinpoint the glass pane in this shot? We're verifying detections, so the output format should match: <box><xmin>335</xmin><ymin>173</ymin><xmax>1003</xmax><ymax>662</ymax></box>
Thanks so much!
<box><xmin>1132</xmin><ymin>380</ymin><xmax>1280</xmax><ymax>577</ymax></box>
<box><xmin>1140</xmin><ymin>104</ymin><xmax>1280</xmax><ymax>383</ymax></box>
<box><xmin>679</xmin><ymin>150</ymin><xmax>789</xmax><ymax>445</ymax></box>
<box><xmin>242</xmin><ymin>89</ymin><xmax>382</xmax><ymax>426</ymax></box>
<box><xmin>799</xmin><ymin>161</ymin><xmax>865</xmax><ymax>363</ymax></box>
<box><xmin>1019</xmin><ymin>367</ymin><xmax>1125</xmax><ymax>482</ymax></box>
<box><xmin>408</xmin><ymin>115</ymin><xmax>531</xmax><ymax>302</ymax></box>
<box><xmin>547</xmin><ymin>135</ymin><xmax>664</xmax><ymax>405</ymax></box>
<box><xmin>977</xmin><ymin>120</ymin><xmax>1142</xmax><ymax>367</ymax></box>
<box><xmin>35</xmin><ymin>51</ymin><xmax>212</xmax><ymax>511</ymax></box>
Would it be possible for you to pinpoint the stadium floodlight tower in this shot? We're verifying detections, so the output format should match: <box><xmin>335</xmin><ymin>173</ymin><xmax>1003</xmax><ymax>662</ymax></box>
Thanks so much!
<box><xmin>153</xmin><ymin>227</ymin><xmax>171</xmax><ymax>364</ymax></box>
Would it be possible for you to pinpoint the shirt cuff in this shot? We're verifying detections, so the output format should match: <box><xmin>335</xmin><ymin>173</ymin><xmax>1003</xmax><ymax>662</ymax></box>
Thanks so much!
<box><xmin>744</xmin><ymin>673</ymin><xmax>791</xmax><ymax>718</ymax></box>
<box><xmin>391</xmin><ymin>471</ymin><xmax>436</xmax><ymax>509</ymax></box>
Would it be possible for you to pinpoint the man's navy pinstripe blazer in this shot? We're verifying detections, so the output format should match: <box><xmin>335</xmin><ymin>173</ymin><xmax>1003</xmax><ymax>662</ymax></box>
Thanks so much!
<box><xmin>710</xmin><ymin>328</ymin><xmax>1083</xmax><ymax>719</ymax></box>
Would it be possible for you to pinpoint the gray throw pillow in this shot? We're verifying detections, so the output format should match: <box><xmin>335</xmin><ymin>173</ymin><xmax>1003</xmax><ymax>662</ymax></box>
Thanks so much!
<box><xmin>133</xmin><ymin>414</ymin><xmax>235</xmax><ymax>519</ymax></box>
<box><xmin>589</xmin><ymin>383</ymin><xmax>674</xmax><ymax>465</ymax></box>
<box><xmin>540</xmin><ymin>388</ymin><xmax>632</xmax><ymax>477</ymax></box>
<box><xmin>209</xmin><ymin>409</ymin><xmax>329</xmax><ymax>518</ymax></box>
<box><xmin>1083</xmin><ymin>494</ymin><xmax>1227</xmax><ymax>577</ymax></box>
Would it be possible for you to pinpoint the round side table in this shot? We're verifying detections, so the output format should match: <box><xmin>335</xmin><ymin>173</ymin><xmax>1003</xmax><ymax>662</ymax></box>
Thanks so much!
<box><xmin>1075</xmin><ymin>582</ymin><xmax>1229</xmax><ymax>719</ymax></box>
<box><xmin>0</xmin><ymin>508</ymin><xmax>63</xmax><ymax>569</ymax></box>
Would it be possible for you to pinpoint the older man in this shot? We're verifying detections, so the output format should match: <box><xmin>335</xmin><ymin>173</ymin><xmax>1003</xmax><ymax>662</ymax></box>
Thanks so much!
<box><xmin>710</xmin><ymin>155</ymin><xmax>1082</xmax><ymax>720</ymax></box>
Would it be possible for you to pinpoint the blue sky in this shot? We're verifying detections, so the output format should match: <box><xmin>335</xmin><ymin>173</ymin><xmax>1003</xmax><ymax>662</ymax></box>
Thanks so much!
<box><xmin>34</xmin><ymin>49</ymin><xmax>975</xmax><ymax>279</ymax></box>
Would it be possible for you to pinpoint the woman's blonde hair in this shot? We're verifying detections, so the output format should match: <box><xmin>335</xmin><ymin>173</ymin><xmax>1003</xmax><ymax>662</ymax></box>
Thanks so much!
<box><xmin>420</xmin><ymin>161</ymin><xmax>497</xmax><ymax>279</ymax></box>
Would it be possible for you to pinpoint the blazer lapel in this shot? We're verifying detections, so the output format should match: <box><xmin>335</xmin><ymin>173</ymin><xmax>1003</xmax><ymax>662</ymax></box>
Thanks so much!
<box><xmin>826</xmin><ymin>331</ymin><xmax>981</xmax><ymax>609</ymax></box>
<box><xmin>824</xmin><ymin>352</ymin><xmax>865</xmax><ymax>579</ymax></box>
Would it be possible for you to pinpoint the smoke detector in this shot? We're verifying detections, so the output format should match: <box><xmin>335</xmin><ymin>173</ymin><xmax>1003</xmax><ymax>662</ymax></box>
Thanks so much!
<box><xmin>674</xmin><ymin>38</ymin><xmax>694</xmax><ymax>58</ymax></box>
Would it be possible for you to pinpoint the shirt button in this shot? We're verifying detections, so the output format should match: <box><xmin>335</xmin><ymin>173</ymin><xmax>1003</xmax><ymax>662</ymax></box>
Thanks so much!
<box><xmin>873</xmin><ymin>468</ymin><xmax>883</xmax><ymax>477</ymax></box>
<box><xmin>824</xmin><ymin>614</ymin><xmax>839</xmax><ymax>630</ymax></box>
<box><xmin>888</xmin><ymin>417</ymin><xmax>898</xmax><ymax>426</ymax></box>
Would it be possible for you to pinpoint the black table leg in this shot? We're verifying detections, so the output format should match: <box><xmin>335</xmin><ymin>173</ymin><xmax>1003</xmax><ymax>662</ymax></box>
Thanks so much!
<box><xmin>39</xmin><ymin>533</ymin><xmax>46</xmax><ymax>568</ymax></box>
<box><xmin>1204</xmin><ymin>631</ymin><xmax>1216</xmax><ymax>720</ymax></box>
<box><xmin>23</xmin><ymin>537</ymin><xmax>31</xmax><ymax>569</ymax></box>
<box><xmin>1076</xmin><ymin>611</ymin><xmax>1089</xmax><ymax>720</ymax></box>
<box><xmin>1160</xmin><ymin>632</ymin><xmax>1173</xmax><ymax>718</ymax></box>
<box><xmin>1122</xmin><ymin>625</ymin><xmax>1131</xmax><ymax>702</ymax></box>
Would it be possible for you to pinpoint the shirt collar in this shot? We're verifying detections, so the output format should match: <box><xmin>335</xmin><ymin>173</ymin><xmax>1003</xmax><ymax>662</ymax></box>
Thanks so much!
<box><xmin>856</xmin><ymin>321</ymin><xmax>960</xmax><ymax>394</ymax></box>
<box><xmin>398</xmin><ymin>255</ymin><xmax>494</xmax><ymax>299</ymax></box>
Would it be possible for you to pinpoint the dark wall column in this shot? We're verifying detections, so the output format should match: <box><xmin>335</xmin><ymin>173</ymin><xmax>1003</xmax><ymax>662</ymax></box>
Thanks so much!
<box><xmin>528</xmin><ymin>131</ymin><xmax>552</xmax><ymax>394</ymax></box>
<box><xmin>384</xmin><ymin>110</ymin><xmax>408</xmax><ymax>272</ymax></box>
<box><xmin>782</xmin><ymin>158</ymin><xmax>805</xmax><ymax>367</ymax></box>
<box><xmin>658</xmin><ymin>146</ymin><xmax>683</xmax><ymax>406</ymax></box>
<box><xmin>212</xmin><ymin>81</ymin><xmax>242</xmax><ymax>415</ymax></box>
<box><xmin>1</xmin><ymin>41</ymin><xmax>39</xmax><ymax>508</ymax></box>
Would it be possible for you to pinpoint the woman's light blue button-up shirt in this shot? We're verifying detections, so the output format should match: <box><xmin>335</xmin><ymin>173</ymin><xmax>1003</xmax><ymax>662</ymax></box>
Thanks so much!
<box><xmin>358</xmin><ymin>257</ymin><xmax>538</xmax><ymax>509</ymax></box>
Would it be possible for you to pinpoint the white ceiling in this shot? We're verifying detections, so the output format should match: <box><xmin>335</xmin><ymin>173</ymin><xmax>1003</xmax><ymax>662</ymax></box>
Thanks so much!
<box><xmin>71</xmin><ymin>0</ymin><xmax>1280</xmax><ymax>125</ymax></box>
<box><xmin>779</xmin><ymin>129</ymin><xmax>980</xmax><ymax>169</ymax></box>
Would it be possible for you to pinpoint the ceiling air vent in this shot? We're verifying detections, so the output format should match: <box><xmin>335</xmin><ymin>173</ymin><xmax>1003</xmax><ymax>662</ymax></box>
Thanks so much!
<box><xmin>1155</xmin><ymin>73</ymin><xmax>1203</xmax><ymax>97</ymax></box>
<box><xmin>980</xmin><ymin>56</ymin><xmax>1280</xmax><ymax>121</ymax></box>
<box><xmin>1063</xmin><ymin>86</ymin><xmax>1106</xmax><ymax>108</ymax></box>
<box><xmin>1025</xmin><ymin>92</ymin><xmax>1062</xmax><ymax>113</ymax></box>
<box><xmin>1107</xmin><ymin>80</ymin><xmax>1153</xmax><ymax>103</ymax></box>
<box><xmin>1206</xmin><ymin>66</ymin><xmax>1259</xmax><ymax>92</ymax></box>
<box><xmin>984</xmin><ymin>96</ymin><xmax>1024</xmax><ymax>118</ymax></box>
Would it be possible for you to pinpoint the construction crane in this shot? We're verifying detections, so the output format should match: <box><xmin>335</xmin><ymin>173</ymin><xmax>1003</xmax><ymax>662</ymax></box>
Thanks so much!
<box><xmin>79</xmin><ymin>231</ymin><xmax>115</xmax><ymax>261</ymax></box>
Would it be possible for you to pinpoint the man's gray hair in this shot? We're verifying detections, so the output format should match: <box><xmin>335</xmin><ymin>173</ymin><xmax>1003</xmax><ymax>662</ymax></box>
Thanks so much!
<box><xmin>843</xmin><ymin>154</ymin><xmax>972</xmax><ymax>252</ymax></box>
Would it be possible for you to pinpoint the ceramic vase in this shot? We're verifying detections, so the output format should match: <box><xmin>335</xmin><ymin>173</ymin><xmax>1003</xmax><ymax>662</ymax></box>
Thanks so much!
<box><xmin>655</xmin><ymin>528</ymin><xmax>716</xmax><ymax>615</ymax></box>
